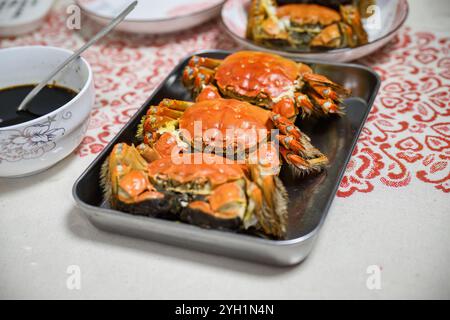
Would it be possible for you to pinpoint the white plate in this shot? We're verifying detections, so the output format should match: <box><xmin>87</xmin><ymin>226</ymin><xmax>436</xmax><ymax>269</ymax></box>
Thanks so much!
<box><xmin>0</xmin><ymin>0</ymin><xmax>54</xmax><ymax>37</ymax></box>
<box><xmin>76</xmin><ymin>0</ymin><xmax>225</xmax><ymax>34</ymax></box>
<box><xmin>221</xmin><ymin>0</ymin><xmax>409</xmax><ymax>62</ymax></box>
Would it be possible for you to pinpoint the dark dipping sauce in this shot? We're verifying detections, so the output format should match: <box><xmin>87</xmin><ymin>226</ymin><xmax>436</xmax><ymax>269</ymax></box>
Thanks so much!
<box><xmin>0</xmin><ymin>84</ymin><xmax>78</xmax><ymax>128</ymax></box>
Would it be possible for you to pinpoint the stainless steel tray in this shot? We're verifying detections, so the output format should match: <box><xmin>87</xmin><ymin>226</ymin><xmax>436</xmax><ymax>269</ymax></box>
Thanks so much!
<box><xmin>73</xmin><ymin>50</ymin><xmax>381</xmax><ymax>266</ymax></box>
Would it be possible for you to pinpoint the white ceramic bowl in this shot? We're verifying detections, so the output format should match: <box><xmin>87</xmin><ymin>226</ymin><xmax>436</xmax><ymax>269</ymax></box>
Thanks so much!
<box><xmin>0</xmin><ymin>46</ymin><xmax>95</xmax><ymax>178</ymax></box>
<box><xmin>222</xmin><ymin>0</ymin><xmax>409</xmax><ymax>62</ymax></box>
<box><xmin>76</xmin><ymin>0</ymin><xmax>225</xmax><ymax>34</ymax></box>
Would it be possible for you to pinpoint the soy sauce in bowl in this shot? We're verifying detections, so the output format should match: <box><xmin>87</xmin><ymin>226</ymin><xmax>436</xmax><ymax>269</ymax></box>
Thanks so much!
<box><xmin>0</xmin><ymin>84</ymin><xmax>78</xmax><ymax>128</ymax></box>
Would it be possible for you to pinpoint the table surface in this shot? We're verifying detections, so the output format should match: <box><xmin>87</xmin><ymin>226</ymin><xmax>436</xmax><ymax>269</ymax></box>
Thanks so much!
<box><xmin>1</xmin><ymin>0</ymin><xmax>449</xmax><ymax>300</ymax></box>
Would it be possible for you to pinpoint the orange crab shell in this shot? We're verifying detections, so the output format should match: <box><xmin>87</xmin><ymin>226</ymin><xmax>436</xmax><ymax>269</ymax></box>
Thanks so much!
<box><xmin>147</xmin><ymin>154</ymin><xmax>251</xmax><ymax>220</ymax></box>
<box><xmin>179</xmin><ymin>98</ymin><xmax>273</xmax><ymax>150</ymax></box>
<box><xmin>147</xmin><ymin>154</ymin><xmax>245</xmax><ymax>188</ymax></box>
<box><xmin>276</xmin><ymin>4</ymin><xmax>342</xmax><ymax>26</ymax></box>
<box><xmin>214</xmin><ymin>51</ymin><xmax>300</xmax><ymax>101</ymax></box>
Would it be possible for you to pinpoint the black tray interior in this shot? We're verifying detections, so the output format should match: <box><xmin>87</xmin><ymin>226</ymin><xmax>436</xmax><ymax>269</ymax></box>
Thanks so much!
<box><xmin>74</xmin><ymin>51</ymin><xmax>380</xmax><ymax>241</ymax></box>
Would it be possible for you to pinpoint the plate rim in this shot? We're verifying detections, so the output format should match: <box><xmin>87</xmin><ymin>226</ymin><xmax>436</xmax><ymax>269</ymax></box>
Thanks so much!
<box><xmin>221</xmin><ymin>0</ymin><xmax>409</xmax><ymax>56</ymax></box>
<box><xmin>75</xmin><ymin>0</ymin><xmax>226</xmax><ymax>24</ymax></box>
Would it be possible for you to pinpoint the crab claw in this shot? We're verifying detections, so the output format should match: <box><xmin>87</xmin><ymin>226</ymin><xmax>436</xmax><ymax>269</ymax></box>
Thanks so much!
<box><xmin>270</xmin><ymin>113</ymin><xmax>329</xmax><ymax>174</ymax></box>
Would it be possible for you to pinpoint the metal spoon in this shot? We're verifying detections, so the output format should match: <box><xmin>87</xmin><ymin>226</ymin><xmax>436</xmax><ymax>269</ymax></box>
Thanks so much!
<box><xmin>17</xmin><ymin>0</ymin><xmax>138</xmax><ymax>113</ymax></box>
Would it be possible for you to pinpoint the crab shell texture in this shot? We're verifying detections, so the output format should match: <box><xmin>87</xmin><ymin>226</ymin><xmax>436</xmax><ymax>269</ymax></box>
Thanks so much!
<box><xmin>140</xmin><ymin>97</ymin><xmax>329</xmax><ymax>175</ymax></box>
<box><xmin>277</xmin><ymin>4</ymin><xmax>341</xmax><ymax>26</ymax></box>
<box><xmin>186</xmin><ymin>51</ymin><xmax>314</xmax><ymax>120</ymax></box>
<box><xmin>102</xmin><ymin>143</ymin><xmax>288</xmax><ymax>238</ymax></box>
<box><xmin>183</xmin><ymin>51</ymin><xmax>351</xmax><ymax>120</ymax></box>
<box><xmin>142</xmin><ymin>98</ymin><xmax>277</xmax><ymax>153</ymax></box>
<box><xmin>214</xmin><ymin>52</ymin><xmax>304</xmax><ymax>114</ymax></box>
<box><xmin>180</xmin><ymin>98</ymin><xmax>274</xmax><ymax>151</ymax></box>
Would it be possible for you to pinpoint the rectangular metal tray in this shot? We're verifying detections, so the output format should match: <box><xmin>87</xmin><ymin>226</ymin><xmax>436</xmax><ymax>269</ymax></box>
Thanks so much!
<box><xmin>73</xmin><ymin>50</ymin><xmax>381</xmax><ymax>266</ymax></box>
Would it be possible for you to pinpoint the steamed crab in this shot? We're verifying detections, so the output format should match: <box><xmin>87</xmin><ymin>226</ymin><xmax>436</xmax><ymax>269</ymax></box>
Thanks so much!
<box><xmin>183</xmin><ymin>51</ymin><xmax>350</xmax><ymax>121</ymax></box>
<box><xmin>103</xmin><ymin>94</ymin><xmax>328</xmax><ymax>238</ymax></box>
<box><xmin>138</xmin><ymin>96</ymin><xmax>329</xmax><ymax>176</ymax></box>
<box><xmin>246</xmin><ymin>0</ymin><xmax>369</xmax><ymax>49</ymax></box>
<box><xmin>102</xmin><ymin>143</ymin><xmax>288</xmax><ymax>238</ymax></box>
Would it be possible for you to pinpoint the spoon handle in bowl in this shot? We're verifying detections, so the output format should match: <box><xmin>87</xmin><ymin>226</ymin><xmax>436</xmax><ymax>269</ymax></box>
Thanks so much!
<box><xmin>17</xmin><ymin>0</ymin><xmax>138</xmax><ymax>113</ymax></box>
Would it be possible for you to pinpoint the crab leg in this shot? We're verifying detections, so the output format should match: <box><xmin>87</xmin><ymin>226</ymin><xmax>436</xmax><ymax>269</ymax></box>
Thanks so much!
<box><xmin>138</xmin><ymin>99</ymin><xmax>193</xmax><ymax>145</ymax></box>
<box><xmin>279</xmin><ymin>147</ymin><xmax>310</xmax><ymax>168</ymax></box>
<box><xmin>183</xmin><ymin>56</ymin><xmax>222</xmax><ymax>96</ymax></box>
<box><xmin>294</xmin><ymin>93</ymin><xmax>316</xmax><ymax>118</ymax></box>
<box><xmin>184</xmin><ymin>66</ymin><xmax>216</xmax><ymax>91</ymax></box>
<box><xmin>300</xmin><ymin>73</ymin><xmax>351</xmax><ymax>116</ymax></box>
<box><xmin>303</xmin><ymin>73</ymin><xmax>351</xmax><ymax>97</ymax></box>
<box><xmin>159</xmin><ymin>98</ymin><xmax>193</xmax><ymax>111</ymax></box>
<box><xmin>101</xmin><ymin>143</ymin><xmax>164</xmax><ymax>207</ymax></box>
<box><xmin>246</xmin><ymin>0</ymin><xmax>289</xmax><ymax>46</ymax></box>
<box><xmin>277</xmin><ymin>135</ymin><xmax>306</xmax><ymax>154</ymax></box>
<box><xmin>310</xmin><ymin>84</ymin><xmax>341</xmax><ymax>101</ymax></box>
<box><xmin>247</xmin><ymin>163</ymin><xmax>288</xmax><ymax>238</ymax></box>
<box><xmin>310</xmin><ymin>23</ymin><xmax>343</xmax><ymax>48</ymax></box>
<box><xmin>187</xmin><ymin>56</ymin><xmax>222</xmax><ymax>70</ymax></box>
<box><xmin>144</xmin><ymin>99</ymin><xmax>192</xmax><ymax>127</ymax></box>
<box><xmin>270</xmin><ymin>113</ymin><xmax>304</xmax><ymax>140</ymax></box>
<box><xmin>296</xmin><ymin>63</ymin><xmax>350</xmax><ymax>117</ymax></box>
<box><xmin>307</xmin><ymin>90</ymin><xmax>343</xmax><ymax>115</ymax></box>
<box><xmin>340</xmin><ymin>5</ymin><xmax>368</xmax><ymax>45</ymax></box>
<box><xmin>270</xmin><ymin>113</ymin><xmax>329</xmax><ymax>173</ymax></box>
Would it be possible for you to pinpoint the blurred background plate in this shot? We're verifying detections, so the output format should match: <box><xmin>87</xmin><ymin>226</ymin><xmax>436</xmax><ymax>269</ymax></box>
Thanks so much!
<box><xmin>76</xmin><ymin>0</ymin><xmax>225</xmax><ymax>34</ymax></box>
<box><xmin>221</xmin><ymin>0</ymin><xmax>409</xmax><ymax>62</ymax></box>
<box><xmin>0</xmin><ymin>0</ymin><xmax>54</xmax><ymax>37</ymax></box>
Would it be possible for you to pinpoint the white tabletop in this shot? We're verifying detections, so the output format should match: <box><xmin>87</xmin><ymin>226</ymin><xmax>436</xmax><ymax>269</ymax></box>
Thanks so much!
<box><xmin>1</xmin><ymin>0</ymin><xmax>449</xmax><ymax>299</ymax></box>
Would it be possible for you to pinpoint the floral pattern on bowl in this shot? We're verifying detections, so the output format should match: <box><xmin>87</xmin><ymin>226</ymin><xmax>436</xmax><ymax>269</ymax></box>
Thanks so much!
<box><xmin>0</xmin><ymin>118</ymin><xmax>65</xmax><ymax>163</ymax></box>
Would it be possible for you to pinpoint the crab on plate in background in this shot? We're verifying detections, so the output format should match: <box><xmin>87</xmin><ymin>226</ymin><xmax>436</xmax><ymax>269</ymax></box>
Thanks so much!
<box><xmin>246</xmin><ymin>0</ymin><xmax>370</xmax><ymax>50</ymax></box>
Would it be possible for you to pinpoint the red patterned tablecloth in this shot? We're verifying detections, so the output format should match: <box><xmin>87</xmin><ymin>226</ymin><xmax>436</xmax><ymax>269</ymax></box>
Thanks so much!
<box><xmin>1</xmin><ymin>3</ymin><xmax>449</xmax><ymax>200</ymax></box>
<box><xmin>1</xmin><ymin>0</ymin><xmax>450</xmax><ymax>301</ymax></box>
